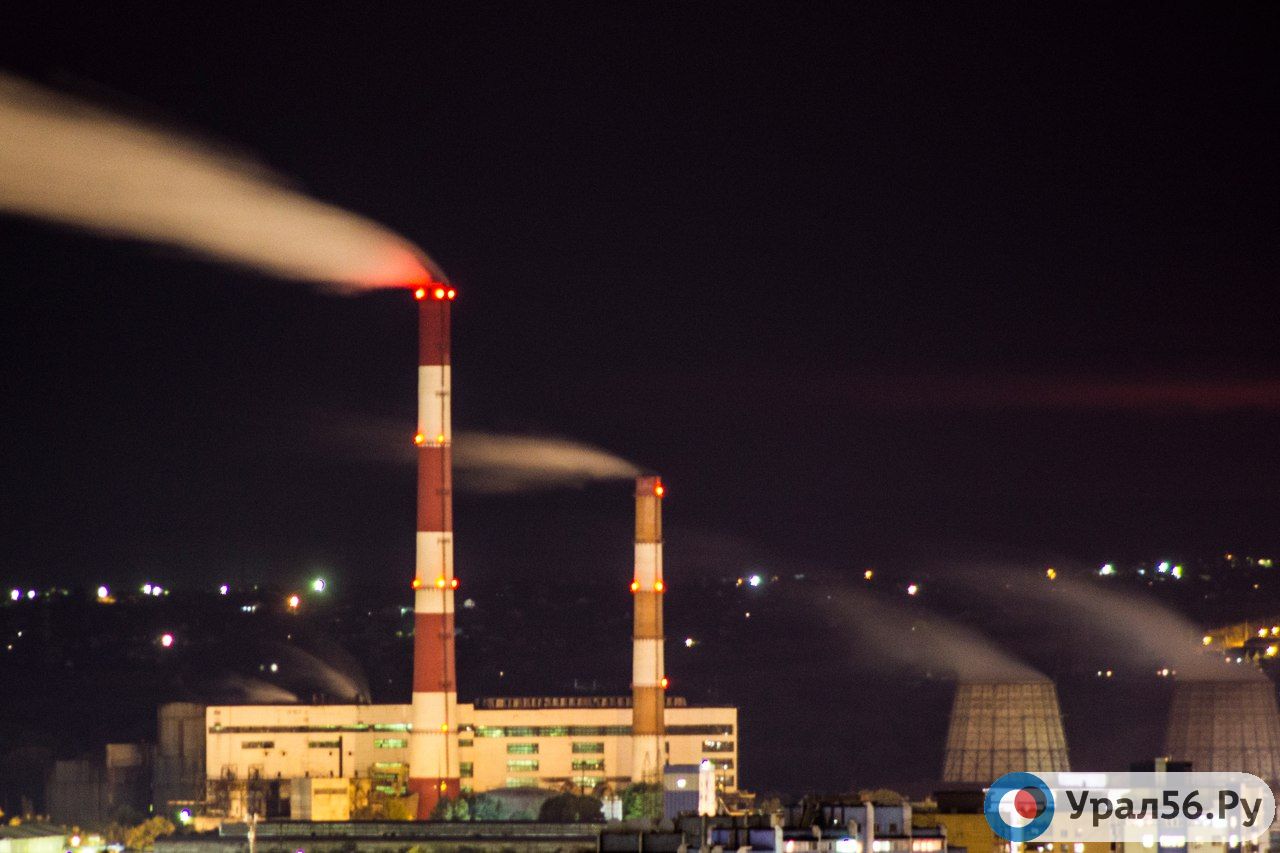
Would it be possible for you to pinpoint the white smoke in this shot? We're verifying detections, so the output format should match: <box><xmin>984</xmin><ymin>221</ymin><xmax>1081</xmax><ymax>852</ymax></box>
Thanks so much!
<box><xmin>954</xmin><ymin>566</ymin><xmax>1261</xmax><ymax>682</ymax></box>
<box><xmin>823</xmin><ymin>586</ymin><xmax>1046</xmax><ymax>683</ymax></box>
<box><xmin>454</xmin><ymin>432</ymin><xmax>641</xmax><ymax>493</ymax></box>
<box><xmin>0</xmin><ymin>73</ymin><xmax>440</xmax><ymax>291</ymax></box>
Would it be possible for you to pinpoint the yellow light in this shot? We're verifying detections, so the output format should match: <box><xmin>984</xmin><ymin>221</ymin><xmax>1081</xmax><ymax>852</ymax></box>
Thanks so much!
<box><xmin>654</xmin><ymin>482</ymin><xmax>665</xmax><ymax>497</ymax></box>
<box><xmin>864</xmin><ymin>569</ymin><xmax>873</xmax><ymax>581</ymax></box>
<box><xmin>446</xmin><ymin>288</ymin><xmax>456</xmax><ymax>300</ymax></box>
<box><xmin>1202</xmin><ymin>635</ymin><xmax>1213</xmax><ymax>646</ymax></box>
<box><xmin>413</xmin><ymin>432</ymin><xmax>426</xmax><ymax>446</ymax></box>
<box><xmin>414</xmin><ymin>287</ymin><xmax>426</xmax><ymax>300</ymax></box>
<box><xmin>435</xmin><ymin>577</ymin><xmax>446</xmax><ymax>589</ymax></box>
<box><xmin>440</xmin><ymin>723</ymin><xmax>450</xmax><ymax>732</ymax></box>
<box><xmin>439</xmin><ymin>781</ymin><xmax>448</xmax><ymax>792</ymax></box>
<box><xmin>287</xmin><ymin>595</ymin><xmax>300</xmax><ymax>609</ymax></box>
<box><xmin>434</xmin><ymin>287</ymin><xmax>446</xmax><ymax>300</ymax></box>
<box><xmin>1260</xmin><ymin>629</ymin><xmax>1268</xmax><ymax>638</ymax></box>
<box><xmin>412</xmin><ymin>578</ymin><xmax>424</xmax><ymax>590</ymax></box>
<box><xmin>629</xmin><ymin>580</ymin><xmax>639</xmax><ymax>593</ymax></box>
<box><xmin>1046</xmin><ymin>567</ymin><xmax>1058</xmax><ymax>581</ymax></box>
<box><xmin>660</xmin><ymin>676</ymin><xmax>669</xmax><ymax>689</ymax></box>
<box><xmin>654</xmin><ymin>580</ymin><xmax>665</xmax><ymax>592</ymax></box>
<box><xmin>436</xmin><ymin>433</ymin><xmax>446</xmax><ymax>444</ymax></box>
<box><xmin>1267</xmin><ymin>645</ymin><xmax>1277</xmax><ymax>658</ymax></box>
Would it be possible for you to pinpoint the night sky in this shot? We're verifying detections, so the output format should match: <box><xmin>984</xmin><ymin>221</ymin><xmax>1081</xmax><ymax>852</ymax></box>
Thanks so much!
<box><xmin>3</xmin><ymin>4</ymin><xmax>1280</xmax><ymax>790</ymax></box>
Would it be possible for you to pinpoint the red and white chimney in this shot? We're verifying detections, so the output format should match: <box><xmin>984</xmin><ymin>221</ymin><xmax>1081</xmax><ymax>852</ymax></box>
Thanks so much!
<box><xmin>631</xmin><ymin>475</ymin><xmax>666</xmax><ymax>782</ymax></box>
<box><xmin>408</xmin><ymin>282</ymin><xmax>460</xmax><ymax>817</ymax></box>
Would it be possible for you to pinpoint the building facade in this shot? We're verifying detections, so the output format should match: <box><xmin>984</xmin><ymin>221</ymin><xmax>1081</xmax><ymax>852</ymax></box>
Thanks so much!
<box><xmin>203</xmin><ymin>697</ymin><xmax>737</xmax><ymax>808</ymax></box>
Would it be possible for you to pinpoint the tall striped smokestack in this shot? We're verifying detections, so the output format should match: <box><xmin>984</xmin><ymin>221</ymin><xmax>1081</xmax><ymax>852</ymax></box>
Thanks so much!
<box><xmin>408</xmin><ymin>282</ymin><xmax>460</xmax><ymax>817</ymax></box>
<box><xmin>632</xmin><ymin>475</ymin><xmax>666</xmax><ymax>783</ymax></box>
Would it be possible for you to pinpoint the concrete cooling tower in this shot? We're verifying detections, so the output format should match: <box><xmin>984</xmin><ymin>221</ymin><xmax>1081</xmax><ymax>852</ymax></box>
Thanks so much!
<box><xmin>1165</xmin><ymin>679</ymin><xmax>1280</xmax><ymax>783</ymax></box>
<box><xmin>941</xmin><ymin>681</ymin><xmax>1071</xmax><ymax>783</ymax></box>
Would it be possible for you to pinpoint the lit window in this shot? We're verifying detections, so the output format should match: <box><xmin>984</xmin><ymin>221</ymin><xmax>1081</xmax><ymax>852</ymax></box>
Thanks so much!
<box><xmin>374</xmin><ymin>738</ymin><xmax>408</xmax><ymax>749</ymax></box>
<box><xmin>507</xmin><ymin>743</ymin><xmax>539</xmax><ymax>754</ymax></box>
<box><xmin>572</xmin><ymin>742</ymin><xmax>605</xmax><ymax>754</ymax></box>
<box><xmin>506</xmin><ymin>759</ymin><xmax>539</xmax><ymax>771</ymax></box>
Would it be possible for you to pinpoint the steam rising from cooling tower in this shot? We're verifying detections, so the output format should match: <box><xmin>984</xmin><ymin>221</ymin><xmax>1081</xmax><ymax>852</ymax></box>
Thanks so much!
<box><xmin>954</xmin><ymin>566</ymin><xmax>1260</xmax><ymax>681</ymax></box>
<box><xmin>1165</xmin><ymin>680</ymin><xmax>1280</xmax><ymax>783</ymax></box>
<box><xmin>822</xmin><ymin>587</ymin><xmax>1045</xmax><ymax>682</ymax></box>
<box><xmin>0</xmin><ymin>73</ymin><xmax>438</xmax><ymax>290</ymax></box>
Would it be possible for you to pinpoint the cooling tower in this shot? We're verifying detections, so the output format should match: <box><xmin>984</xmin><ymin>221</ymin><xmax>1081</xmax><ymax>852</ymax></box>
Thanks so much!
<box><xmin>941</xmin><ymin>680</ymin><xmax>1070</xmax><ymax>783</ymax></box>
<box><xmin>1165</xmin><ymin>679</ymin><xmax>1280</xmax><ymax>783</ymax></box>
<box><xmin>408</xmin><ymin>282</ymin><xmax>460</xmax><ymax>817</ymax></box>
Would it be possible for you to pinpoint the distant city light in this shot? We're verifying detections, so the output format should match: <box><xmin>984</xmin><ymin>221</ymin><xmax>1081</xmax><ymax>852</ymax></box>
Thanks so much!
<box><xmin>906</xmin><ymin>583</ymin><xmax>919</xmax><ymax>596</ymax></box>
<box><xmin>287</xmin><ymin>594</ymin><xmax>301</xmax><ymax>610</ymax></box>
<box><xmin>1157</xmin><ymin>561</ymin><xmax>1170</xmax><ymax>574</ymax></box>
<box><xmin>1171</xmin><ymin>565</ymin><xmax>1183</xmax><ymax>579</ymax></box>
<box><xmin>311</xmin><ymin>577</ymin><xmax>327</xmax><ymax>593</ymax></box>
<box><xmin>1045</xmin><ymin>568</ymin><xmax>1058</xmax><ymax>581</ymax></box>
<box><xmin>1099</xmin><ymin>563</ymin><xmax>1116</xmax><ymax>576</ymax></box>
<box><xmin>269</xmin><ymin>662</ymin><xmax>279</xmax><ymax>673</ymax></box>
<box><xmin>160</xmin><ymin>633</ymin><xmax>174</xmax><ymax>648</ymax></box>
<box><xmin>748</xmin><ymin>574</ymin><xmax>763</xmax><ymax>588</ymax></box>
<box><xmin>863</xmin><ymin>570</ymin><xmax>874</xmax><ymax>581</ymax></box>
<box><xmin>177</xmin><ymin>809</ymin><xmax>192</xmax><ymax>825</ymax></box>
<box><xmin>26</xmin><ymin>590</ymin><xmax>36</xmax><ymax>600</ymax></box>
<box><xmin>9</xmin><ymin>589</ymin><xmax>19</xmax><ymax>602</ymax></box>
<box><xmin>1202</xmin><ymin>635</ymin><xmax>1213</xmax><ymax>646</ymax></box>
<box><xmin>219</xmin><ymin>584</ymin><xmax>229</xmax><ymax>595</ymax></box>
<box><xmin>142</xmin><ymin>584</ymin><xmax>152</xmax><ymax>594</ymax></box>
<box><xmin>685</xmin><ymin>637</ymin><xmax>696</xmax><ymax>648</ymax></box>
<box><xmin>96</xmin><ymin>585</ymin><xmax>109</xmax><ymax>599</ymax></box>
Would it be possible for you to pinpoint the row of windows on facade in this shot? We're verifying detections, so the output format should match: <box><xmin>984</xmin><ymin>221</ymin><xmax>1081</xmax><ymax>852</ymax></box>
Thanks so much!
<box><xmin>221</xmin><ymin>723</ymin><xmax>731</xmax><ymax>737</ymax></box>
<box><xmin>243</xmin><ymin>736</ymin><xmax>732</xmax><ymax>752</ymax></box>
<box><xmin>241</xmin><ymin>738</ymin><xmax>408</xmax><ymax>750</ymax></box>
<box><xmin>501</xmin><ymin>758</ymin><xmax>733</xmax><ymax>773</ymax></box>
<box><xmin>505</xmin><ymin>739</ymin><xmax>732</xmax><ymax>755</ymax></box>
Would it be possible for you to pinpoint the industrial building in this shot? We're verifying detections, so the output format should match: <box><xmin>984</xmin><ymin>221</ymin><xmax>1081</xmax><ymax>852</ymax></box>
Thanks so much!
<box><xmin>1164</xmin><ymin>678</ymin><xmax>1280</xmax><ymax>784</ymax></box>
<box><xmin>147</xmin><ymin>284</ymin><xmax>741</xmax><ymax>822</ymax></box>
<box><xmin>940</xmin><ymin>680</ymin><xmax>1070</xmax><ymax>784</ymax></box>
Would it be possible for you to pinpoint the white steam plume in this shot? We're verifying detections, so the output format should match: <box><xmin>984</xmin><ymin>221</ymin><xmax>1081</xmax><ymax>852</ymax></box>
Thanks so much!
<box><xmin>0</xmin><ymin>73</ymin><xmax>439</xmax><ymax>291</ymax></box>
<box><xmin>955</xmin><ymin>566</ymin><xmax>1260</xmax><ymax>682</ymax></box>
<box><xmin>822</xmin><ymin>586</ymin><xmax>1046</xmax><ymax>683</ymax></box>
<box><xmin>454</xmin><ymin>432</ymin><xmax>641</xmax><ymax>493</ymax></box>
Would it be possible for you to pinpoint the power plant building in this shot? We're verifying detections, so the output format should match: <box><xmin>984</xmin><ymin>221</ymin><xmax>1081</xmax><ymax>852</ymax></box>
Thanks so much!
<box><xmin>161</xmin><ymin>285</ymin><xmax>743</xmax><ymax>821</ymax></box>
<box><xmin>940</xmin><ymin>680</ymin><xmax>1070</xmax><ymax>783</ymax></box>
<box><xmin>197</xmin><ymin>698</ymin><xmax>737</xmax><ymax>816</ymax></box>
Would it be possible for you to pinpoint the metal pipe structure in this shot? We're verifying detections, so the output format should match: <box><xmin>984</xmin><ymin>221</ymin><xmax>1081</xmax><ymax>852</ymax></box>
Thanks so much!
<box><xmin>631</xmin><ymin>475</ymin><xmax>667</xmax><ymax>783</ymax></box>
<box><xmin>408</xmin><ymin>282</ymin><xmax>460</xmax><ymax>817</ymax></box>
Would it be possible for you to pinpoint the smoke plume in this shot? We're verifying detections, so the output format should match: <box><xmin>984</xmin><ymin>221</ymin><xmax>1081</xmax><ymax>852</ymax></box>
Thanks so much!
<box><xmin>0</xmin><ymin>73</ymin><xmax>439</xmax><ymax>290</ymax></box>
<box><xmin>822</xmin><ymin>585</ymin><xmax>1046</xmax><ymax>682</ymax></box>
<box><xmin>954</xmin><ymin>566</ymin><xmax>1259</xmax><ymax>681</ymax></box>
<box><xmin>454</xmin><ymin>432</ymin><xmax>641</xmax><ymax>493</ymax></box>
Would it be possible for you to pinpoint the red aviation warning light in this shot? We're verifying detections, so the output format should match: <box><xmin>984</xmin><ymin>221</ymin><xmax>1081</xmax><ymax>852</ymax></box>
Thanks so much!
<box><xmin>654</xmin><ymin>580</ymin><xmax>665</xmax><ymax>593</ymax></box>
<box><xmin>660</xmin><ymin>676</ymin><xmax>669</xmax><ymax>690</ymax></box>
<box><xmin>414</xmin><ymin>287</ymin><xmax>427</xmax><ymax>300</ymax></box>
<box><xmin>413</xmin><ymin>432</ymin><xmax>426</xmax><ymax>446</ymax></box>
<box><xmin>411</xmin><ymin>578</ymin><xmax>424</xmax><ymax>590</ymax></box>
<box><xmin>450</xmin><ymin>577</ymin><xmax>459</xmax><ymax>590</ymax></box>
<box><xmin>653</xmin><ymin>480</ymin><xmax>665</xmax><ymax>497</ymax></box>
<box><xmin>629</xmin><ymin>580</ymin><xmax>640</xmax><ymax>593</ymax></box>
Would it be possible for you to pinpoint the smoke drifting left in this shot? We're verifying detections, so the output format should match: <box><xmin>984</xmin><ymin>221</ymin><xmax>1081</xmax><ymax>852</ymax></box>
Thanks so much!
<box><xmin>0</xmin><ymin>73</ymin><xmax>441</xmax><ymax>291</ymax></box>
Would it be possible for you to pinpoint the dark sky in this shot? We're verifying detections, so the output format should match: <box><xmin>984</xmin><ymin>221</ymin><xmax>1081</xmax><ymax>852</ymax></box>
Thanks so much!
<box><xmin>3</xmin><ymin>2</ymin><xmax>1280</xmax><ymax>592</ymax></box>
